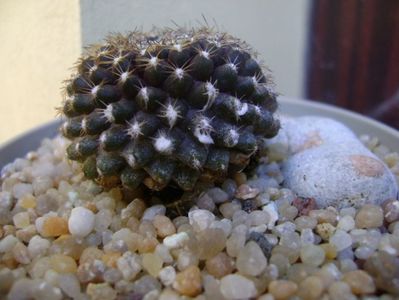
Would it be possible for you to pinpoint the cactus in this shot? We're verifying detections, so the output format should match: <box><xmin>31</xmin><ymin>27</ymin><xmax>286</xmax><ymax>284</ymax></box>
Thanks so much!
<box><xmin>60</xmin><ymin>27</ymin><xmax>280</xmax><ymax>191</ymax></box>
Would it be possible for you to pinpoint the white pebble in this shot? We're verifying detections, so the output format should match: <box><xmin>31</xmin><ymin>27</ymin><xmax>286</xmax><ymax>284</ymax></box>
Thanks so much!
<box><xmin>262</xmin><ymin>202</ymin><xmax>279</xmax><ymax>229</ymax></box>
<box><xmin>354</xmin><ymin>246</ymin><xmax>375</xmax><ymax>259</ymax></box>
<box><xmin>68</xmin><ymin>207</ymin><xmax>95</xmax><ymax>238</ymax></box>
<box><xmin>220</xmin><ymin>274</ymin><xmax>257</xmax><ymax>299</ymax></box>
<box><xmin>337</xmin><ymin>215</ymin><xmax>355</xmax><ymax>231</ymax></box>
<box><xmin>210</xmin><ymin>219</ymin><xmax>232</xmax><ymax>237</ymax></box>
<box><xmin>163</xmin><ymin>232</ymin><xmax>189</xmax><ymax>249</ymax></box>
<box><xmin>188</xmin><ymin>209</ymin><xmax>215</xmax><ymax>231</ymax></box>
<box><xmin>12</xmin><ymin>183</ymin><xmax>33</xmax><ymax>199</ymax></box>
<box><xmin>142</xmin><ymin>205</ymin><xmax>166</xmax><ymax>221</ymax></box>
<box><xmin>158</xmin><ymin>266</ymin><xmax>176</xmax><ymax>286</ymax></box>
<box><xmin>27</xmin><ymin>235</ymin><xmax>51</xmax><ymax>258</ymax></box>
<box><xmin>330</xmin><ymin>229</ymin><xmax>352</xmax><ymax>251</ymax></box>
<box><xmin>0</xmin><ymin>235</ymin><xmax>18</xmax><ymax>253</ymax></box>
<box><xmin>301</xmin><ymin>228</ymin><xmax>315</xmax><ymax>245</ymax></box>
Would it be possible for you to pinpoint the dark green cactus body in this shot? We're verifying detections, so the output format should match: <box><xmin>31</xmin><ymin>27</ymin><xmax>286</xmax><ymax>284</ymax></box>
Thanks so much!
<box><xmin>61</xmin><ymin>27</ymin><xmax>280</xmax><ymax>191</ymax></box>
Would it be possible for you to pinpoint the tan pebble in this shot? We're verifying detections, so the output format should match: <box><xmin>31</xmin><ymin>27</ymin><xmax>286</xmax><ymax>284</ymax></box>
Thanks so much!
<box><xmin>142</xmin><ymin>253</ymin><xmax>163</xmax><ymax>277</ymax></box>
<box><xmin>121</xmin><ymin>198</ymin><xmax>146</xmax><ymax>220</ymax></box>
<box><xmin>309</xmin><ymin>209</ymin><xmax>338</xmax><ymax>225</ymax></box>
<box><xmin>173</xmin><ymin>265</ymin><xmax>202</xmax><ymax>297</ymax></box>
<box><xmin>16</xmin><ymin>225</ymin><xmax>37</xmax><ymax>243</ymax></box>
<box><xmin>50</xmin><ymin>254</ymin><xmax>77</xmax><ymax>273</ymax></box>
<box><xmin>85</xmin><ymin>202</ymin><xmax>98</xmax><ymax>213</ymax></box>
<box><xmin>80</xmin><ymin>247</ymin><xmax>104</xmax><ymax>265</ymax></box>
<box><xmin>268</xmin><ymin>280</ymin><xmax>298</xmax><ymax>300</ymax></box>
<box><xmin>13</xmin><ymin>242</ymin><xmax>31</xmax><ymax>264</ymax></box>
<box><xmin>355</xmin><ymin>204</ymin><xmax>384</xmax><ymax>228</ymax></box>
<box><xmin>3</xmin><ymin>225</ymin><xmax>16</xmax><ymax>236</ymax></box>
<box><xmin>316</xmin><ymin>223</ymin><xmax>336</xmax><ymax>240</ymax></box>
<box><xmin>342</xmin><ymin>270</ymin><xmax>376</xmax><ymax>295</ymax></box>
<box><xmin>42</xmin><ymin>216</ymin><xmax>69</xmax><ymax>237</ymax></box>
<box><xmin>18</xmin><ymin>194</ymin><xmax>37</xmax><ymax>209</ymax></box>
<box><xmin>350</xmin><ymin>155</ymin><xmax>384</xmax><ymax>177</ymax></box>
<box><xmin>297</xmin><ymin>276</ymin><xmax>324</xmax><ymax>299</ymax></box>
<box><xmin>1</xmin><ymin>252</ymin><xmax>18</xmax><ymax>269</ymax></box>
<box><xmin>138</xmin><ymin>236</ymin><xmax>159</xmax><ymax>253</ymax></box>
<box><xmin>205</xmin><ymin>252</ymin><xmax>235</xmax><ymax>278</ymax></box>
<box><xmin>53</xmin><ymin>234</ymin><xmax>86</xmax><ymax>260</ymax></box>
<box><xmin>320</xmin><ymin>243</ymin><xmax>337</xmax><ymax>259</ymax></box>
<box><xmin>102</xmin><ymin>252</ymin><xmax>121</xmax><ymax>268</ymax></box>
<box><xmin>153</xmin><ymin>215</ymin><xmax>176</xmax><ymax>238</ymax></box>
<box><xmin>234</xmin><ymin>172</ymin><xmax>247</xmax><ymax>186</ymax></box>
<box><xmin>109</xmin><ymin>188</ymin><xmax>123</xmax><ymax>202</ymax></box>
<box><xmin>87</xmin><ymin>282</ymin><xmax>117</xmax><ymax>300</ymax></box>
<box><xmin>126</xmin><ymin>217</ymin><xmax>140</xmax><ymax>232</ymax></box>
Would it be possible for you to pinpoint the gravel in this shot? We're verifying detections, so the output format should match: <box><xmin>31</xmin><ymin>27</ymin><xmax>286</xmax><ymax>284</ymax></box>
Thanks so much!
<box><xmin>0</xmin><ymin>134</ymin><xmax>398</xmax><ymax>299</ymax></box>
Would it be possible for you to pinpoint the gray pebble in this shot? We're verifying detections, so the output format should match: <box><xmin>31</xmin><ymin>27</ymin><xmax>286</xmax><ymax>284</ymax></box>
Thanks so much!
<box><xmin>269</xmin><ymin>116</ymin><xmax>398</xmax><ymax>209</ymax></box>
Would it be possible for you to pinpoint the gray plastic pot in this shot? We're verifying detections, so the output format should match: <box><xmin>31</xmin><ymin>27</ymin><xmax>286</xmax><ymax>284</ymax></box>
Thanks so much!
<box><xmin>1</xmin><ymin>97</ymin><xmax>398</xmax><ymax>170</ymax></box>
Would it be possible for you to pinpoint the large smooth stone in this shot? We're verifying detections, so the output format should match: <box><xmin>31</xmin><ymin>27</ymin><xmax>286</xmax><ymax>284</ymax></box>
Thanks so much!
<box><xmin>268</xmin><ymin>116</ymin><xmax>398</xmax><ymax>209</ymax></box>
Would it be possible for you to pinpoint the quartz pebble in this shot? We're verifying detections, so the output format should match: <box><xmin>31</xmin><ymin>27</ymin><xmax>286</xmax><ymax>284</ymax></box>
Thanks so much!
<box><xmin>330</xmin><ymin>229</ymin><xmax>352</xmax><ymax>251</ymax></box>
<box><xmin>1</xmin><ymin>131</ymin><xmax>398</xmax><ymax>299</ymax></box>
<box><xmin>172</xmin><ymin>265</ymin><xmax>202</xmax><ymax>297</ymax></box>
<box><xmin>220</xmin><ymin>274</ymin><xmax>257</xmax><ymax>299</ymax></box>
<box><xmin>300</xmin><ymin>244</ymin><xmax>325</xmax><ymax>267</ymax></box>
<box><xmin>41</xmin><ymin>216</ymin><xmax>69</xmax><ymax>237</ymax></box>
<box><xmin>68</xmin><ymin>207</ymin><xmax>95</xmax><ymax>238</ymax></box>
<box><xmin>268</xmin><ymin>280</ymin><xmax>298</xmax><ymax>300</ymax></box>
<box><xmin>355</xmin><ymin>204</ymin><xmax>384</xmax><ymax>228</ymax></box>
<box><xmin>342</xmin><ymin>270</ymin><xmax>376</xmax><ymax>295</ymax></box>
<box><xmin>236</xmin><ymin>241</ymin><xmax>267</xmax><ymax>276</ymax></box>
<box><xmin>159</xmin><ymin>266</ymin><xmax>176</xmax><ymax>286</ymax></box>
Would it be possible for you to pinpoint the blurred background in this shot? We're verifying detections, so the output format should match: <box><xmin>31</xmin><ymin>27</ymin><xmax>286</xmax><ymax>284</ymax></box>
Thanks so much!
<box><xmin>0</xmin><ymin>0</ymin><xmax>398</xmax><ymax>143</ymax></box>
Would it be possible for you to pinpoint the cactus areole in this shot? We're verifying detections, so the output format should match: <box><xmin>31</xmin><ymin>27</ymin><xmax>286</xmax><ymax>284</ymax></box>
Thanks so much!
<box><xmin>60</xmin><ymin>27</ymin><xmax>280</xmax><ymax>192</ymax></box>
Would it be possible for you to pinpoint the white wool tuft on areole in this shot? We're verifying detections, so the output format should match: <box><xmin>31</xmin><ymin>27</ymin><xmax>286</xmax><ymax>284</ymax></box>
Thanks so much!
<box><xmin>154</xmin><ymin>132</ymin><xmax>174</xmax><ymax>154</ymax></box>
<box><xmin>126</xmin><ymin>120</ymin><xmax>144</xmax><ymax>139</ymax></box>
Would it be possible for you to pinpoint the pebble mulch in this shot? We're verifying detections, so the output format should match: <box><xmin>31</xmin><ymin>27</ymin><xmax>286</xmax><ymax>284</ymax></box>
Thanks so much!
<box><xmin>0</xmin><ymin>134</ymin><xmax>398</xmax><ymax>299</ymax></box>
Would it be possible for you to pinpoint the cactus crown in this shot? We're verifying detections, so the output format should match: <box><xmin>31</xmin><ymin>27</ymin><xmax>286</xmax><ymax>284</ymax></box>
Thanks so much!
<box><xmin>60</xmin><ymin>26</ymin><xmax>280</xmax><ymax>192</ymax></box>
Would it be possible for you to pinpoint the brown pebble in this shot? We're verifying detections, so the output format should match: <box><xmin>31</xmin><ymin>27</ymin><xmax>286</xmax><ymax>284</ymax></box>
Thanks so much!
<box><xmin>205</xmin><ymin>252</ymin><xmax>235</xmax><ymax>278</ymax></box>
<box><xmin>173</xmin><ymin>265</ymin><xmax>202</xmax><ymax>297</ymax></box>
<box><xmin>292</xmin><ymin>197</ymin><xmax>317</xmax><ymax>216</ymax></box>
<box><xmin>342</xmin><ymin>270</ymin><xmax>376</xmax><ymax>295</ymax></box>
<box><xmin>268</xmin><ymin>280</ymin><xmax>298</xmax><ymax>300</ymax></box>
<box><xmin>42</xmin><ymin>216</ymin><xmax>69</xmax><ymax>237</ymax></box>
<box><xmin>234</xmin><ymin>172</ymin><xmax>247</xmax><ymax>186</ymax></box>
<box><xmin>85</xmin><ymin>202</ymin><xmax>98</xmax><ymax>213</ymax></box>
<box><xmin>235</xmin><ymin>184</ymin><xmax>260</xmax><ymax>200</ymax></box>
<box><xmin>1</xmin><ymin>252</ymin><xmax>18</xmax><ymax>269</ymax></box>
